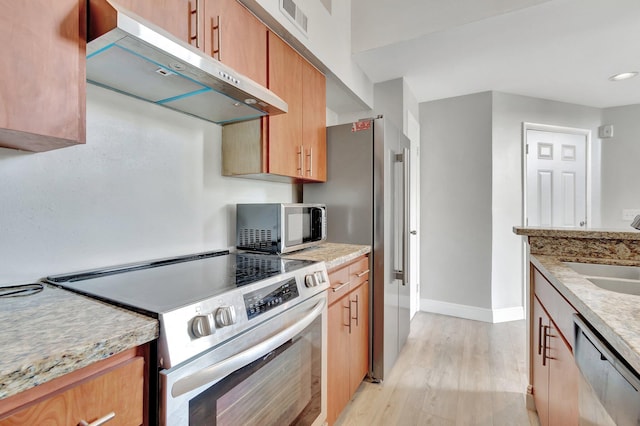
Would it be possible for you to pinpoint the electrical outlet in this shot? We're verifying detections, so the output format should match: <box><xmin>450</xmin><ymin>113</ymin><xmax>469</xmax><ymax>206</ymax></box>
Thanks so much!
<box><xmin>622</xmin><ymin>209</ymin><xmax>640</xmax><ymax>220</ymax></box>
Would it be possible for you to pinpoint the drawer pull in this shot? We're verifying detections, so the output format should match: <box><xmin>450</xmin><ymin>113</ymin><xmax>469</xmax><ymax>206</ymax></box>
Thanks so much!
<box><xmin>331</xmin><ymin>281</ymin><xmax>350</xmax><ymax>292</ymax></box>
<box><xmin>356</xmin><ymin>269</ymin><xmax>370</xmax><ymax>278</ymax></box>
<box><xmin>78</xmin><ymin>412</ymin><xmax>115</xmax><ymax>426</ymax></box>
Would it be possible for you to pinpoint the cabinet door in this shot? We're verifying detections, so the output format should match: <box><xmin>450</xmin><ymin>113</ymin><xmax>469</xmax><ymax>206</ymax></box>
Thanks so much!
<box><xmin>349</xmin><ymin>282</ymin><xmax>369</xmax><ymax>396</ymax></box>
<box><xmin>267</xmin><ymin>31</ymin><xmax>303</xmax><ymax>178</ymax></box>
<box><xmin>547</xmin><ymin>322</ymin><xmax>579</xmax><ymax>426</ymax></box>
<box><xmin>0</xmin><ymin>0</ymin><xmax>85</xmax><ymax>152</ymax></box>
<box><xmin>0</xmin><ymin>357</ymin><xmax>144</xmax><ymax>426</ymax></box>
<box><xmin>327</xmin><ymin>299</ymin><xmax>351</xmax><ymax>426</ymax></box>
<box><xmin>533</xmin><ymin>297</ymin><xmax>550</xmax><ymax>426</ymax></box>
<box><xmin>115</xmin><ymin>0</ymin><xmax>190</xmax><ymax>41</ymax></box>
<box><xmin>302</xmin><ymin>60</ymin><xmax>327</xmax><ymax>182</ymax></box>
<box><xmin>202</xmin><ymin>0</ymin><xmax>267</xmax><ymax>86</ymax></box>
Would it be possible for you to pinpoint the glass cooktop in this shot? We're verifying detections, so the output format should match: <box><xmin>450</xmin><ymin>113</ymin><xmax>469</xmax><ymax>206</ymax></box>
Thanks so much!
<box><xmin>45</xmin><ymin>251</ymin><xmax>316</xmax><ymax>314</ymax></box>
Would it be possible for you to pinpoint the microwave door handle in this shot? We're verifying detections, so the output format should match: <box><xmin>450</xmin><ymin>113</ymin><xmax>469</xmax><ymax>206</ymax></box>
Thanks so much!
<box><xmin>320</xmin><ymin>207</ymin><xmax>327</xmax><ymax>240</ymax></box>
<box><xmin>170</xmin><ymin>297</ymin><xmax>326</xmax><ymax>398</ymax></box>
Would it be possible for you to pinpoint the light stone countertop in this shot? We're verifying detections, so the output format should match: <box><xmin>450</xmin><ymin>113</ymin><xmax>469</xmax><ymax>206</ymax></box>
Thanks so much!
<box><xmin>530</xmin><ymin>255</ymin><xmax>640</xmax><ymax>374</ymax></box>
<box><xmin>514</xmin><ymin>226</ymin><xmax>640</xmax><ymax>240</ymax></box>
<box><xmin>0</xmin><ymin>284</ymin><xmax>158</xmax><ymax>400</ymax></box>
<box><xmin>283</xmin><ymin>242</ymin><xmax>371</xmax><ymax>270</ymax></box>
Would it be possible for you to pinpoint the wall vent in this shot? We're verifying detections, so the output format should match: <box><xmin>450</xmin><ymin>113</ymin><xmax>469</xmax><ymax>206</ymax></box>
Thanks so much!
<box><xmin>280</xmin><ymin>0</ymin><xmax>308</xmax><ymax>35</ymax></box>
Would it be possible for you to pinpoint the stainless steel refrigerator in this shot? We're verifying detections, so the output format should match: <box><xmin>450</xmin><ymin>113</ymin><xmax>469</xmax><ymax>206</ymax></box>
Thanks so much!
<box><xmin>303</xmin><ymin>116</ymin><xmax>411</xmax><ymax>381</ymax></box>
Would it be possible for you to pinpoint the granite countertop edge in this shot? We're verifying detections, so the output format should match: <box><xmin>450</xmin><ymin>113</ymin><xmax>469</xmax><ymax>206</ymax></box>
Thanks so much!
<box><xmin>530</xmin><ymin>254</ymin><xmax>640</xmax><ymax>374</ymax></box>
<box><xmin>0</xmin><ymin>287</ymin><xmax>159</xmax><ymax>401</ymax></box>
<box><xmin>282</xmin><ymin>242</ymin><xmax>372</xmax><ymax>270</ymax></box>
<box><xmin>514</xmin><ymin>226</ymin><xmax>640</xmax><ymax>240</ymax></box>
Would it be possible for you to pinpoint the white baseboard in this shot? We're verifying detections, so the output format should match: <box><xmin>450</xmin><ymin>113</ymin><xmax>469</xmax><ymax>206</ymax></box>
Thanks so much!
<box><xmin>420</xmin><ymin>299</ymin><xmax>524</xmax><ymax>323</ymax></box>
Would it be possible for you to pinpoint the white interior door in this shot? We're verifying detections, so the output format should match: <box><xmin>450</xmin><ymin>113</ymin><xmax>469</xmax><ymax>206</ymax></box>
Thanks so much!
<box><xmin>526</xmin><ymin>129</ymin><xmax>587</xmax><ymax>227</ymax></box>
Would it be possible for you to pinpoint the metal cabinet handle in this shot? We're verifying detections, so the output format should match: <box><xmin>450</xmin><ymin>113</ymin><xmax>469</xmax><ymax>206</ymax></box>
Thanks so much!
<box><xmin>297</xmin><ymin>145</ymin><xmax>303</xmax><ymax>176</ymax></box>
<box><xmin>351</xmin><ymin>294</ymin><xmax>359</xmax><ymax>326</ymax></box>
<box><xmin>542</xmin><ymin>325</ymin><xmax>556</xmax><ymax>366</ymax></box>
<box><xmin>331</xmin><ymin>281</ymin><xmax>350</xmax><ymax>292</ymax></box>
<box><xmin>189</xmin><ymin>1</ymin><xmax>199</xmax><ymax>48</ymax></box>
<box><xmin>305</xmin><ymin>147</ymin><xmax>313</xmax><ymax>177</ymax></box>
<box><xmin>542</xmin><ymin>325</ymin><xmax>549</xmax><ymax>366</ymax></box>
<box><xmin>345</xmin><ymin>302</ymin><xmax>352</xmax><ymax>334</ymax></box>
<box><xmin>537</xmin><ymin>317</ymin><xmax>543</xmax><ymax>355</ymax></box>
<box><xmin>212</xmin><ymin>16</ymin><xmax>221</xmax><ymax>59</ymax></box>
<box><xmin>78</xmin><ymin>412</ymin><xmax>115</xmax><ymax>426</ymax></box>
<box><xmin>356</xmin><ymin>269</ymin><xmax>370</xmax><ymax>278</ymax></box>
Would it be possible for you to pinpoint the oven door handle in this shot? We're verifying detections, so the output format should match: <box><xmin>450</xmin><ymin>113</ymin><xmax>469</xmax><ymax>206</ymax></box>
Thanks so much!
<box><xmin>171</xmin><ymin>297</ymin><xmax>326</xmax><ymax>397</ymax></box>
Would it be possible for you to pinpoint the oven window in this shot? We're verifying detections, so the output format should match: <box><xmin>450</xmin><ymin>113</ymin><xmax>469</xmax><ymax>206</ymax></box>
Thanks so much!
<box><xmin>188</xmin><ymin>315</ymin><xmax>322</xmax><ymax>426</ymax></box>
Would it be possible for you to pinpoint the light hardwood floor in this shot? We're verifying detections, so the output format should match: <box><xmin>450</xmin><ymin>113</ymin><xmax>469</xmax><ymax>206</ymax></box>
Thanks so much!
<box><xmin>335</xmin><ymin>312</ymin><xmax>540</xmax><ymax>426</ymax></box>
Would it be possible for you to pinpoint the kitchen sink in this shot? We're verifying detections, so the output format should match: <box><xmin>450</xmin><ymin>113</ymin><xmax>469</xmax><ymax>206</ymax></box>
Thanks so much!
<box><xmin>563</xmin><ymin>262</ymin><xmax>640</xmax><ymax>280</ymax></box>
<box><xmin>563</xmin><ymin>261</ymin><xmax>640</xmax><ymax>296</ymax></box>
<box><xmin>586</xmin><ymin>277</ymin><xmax>640</xmax><ymax>296</ymax></box>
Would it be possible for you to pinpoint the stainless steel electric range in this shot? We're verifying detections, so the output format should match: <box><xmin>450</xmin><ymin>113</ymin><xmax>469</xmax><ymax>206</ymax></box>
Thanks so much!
<box><xmin>46</xmin><ymin>250</ymin><xmax>329</xmax><ymax>426</ymax></box>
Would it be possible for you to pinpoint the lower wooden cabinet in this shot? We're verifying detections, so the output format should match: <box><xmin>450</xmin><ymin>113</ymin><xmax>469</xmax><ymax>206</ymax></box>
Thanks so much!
<box><xmin>531</xmin><ymin>267</ymin><xmax>579</xmax><ymax>426</ymax></box>
<box><xmin>327</xmin><ymin>255</ymin><xmax>370</xmax><ymax>425</ymax></box>
<box><xmin>0</xmin><ymin>346</ymin><xmax>147</xmax><ymax>426</ymax></box>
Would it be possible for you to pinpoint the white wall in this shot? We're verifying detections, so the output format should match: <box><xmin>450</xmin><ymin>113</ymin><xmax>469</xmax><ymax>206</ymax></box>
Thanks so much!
<box><xmin>601</xmin><ymin>104</ymin><xmax>640</xmax><ymax>229</ymax></box>
<box><xmin>0</xmin><ymin>86</ymin><xmax>295</xmax><ymax>284</ymax></box>
<box><xmin>419</xmin><ymin>91</ymin><xmax>603</xmax><ymax>322</ymax></box>
<box><xmin>491</xmin><ymin>92</ymin><xmax>602</xmax><ymax>313</ymax></box>
<box><xmin>420</xmin><ymin>92</ymin><xmax>493</xmax><ymax>315</ymax></box>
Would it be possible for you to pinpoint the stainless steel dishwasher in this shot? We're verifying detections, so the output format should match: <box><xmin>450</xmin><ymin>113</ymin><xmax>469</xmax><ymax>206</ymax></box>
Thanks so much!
<box><xmin>574</xmin><ymin>315</ymin><xmax>640</xmax><ymax>426</ymax></box>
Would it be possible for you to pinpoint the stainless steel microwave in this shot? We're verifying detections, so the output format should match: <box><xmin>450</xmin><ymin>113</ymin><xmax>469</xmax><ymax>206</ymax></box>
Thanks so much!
<box><xmin>236</xmin><ymin>203</ymin><xmax>327</xmax><ymax>254</ymax></box>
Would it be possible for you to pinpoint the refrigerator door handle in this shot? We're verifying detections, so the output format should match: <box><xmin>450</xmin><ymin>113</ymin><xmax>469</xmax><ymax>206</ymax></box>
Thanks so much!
<box><xmin>393</xmin><ymin>148</ymin><xmax>410</xmax><ymax>286</ymax></box>
<box><xmin>402</xmin><ymin>147</ymin><xmax>410</xmax><ymax>286</ymax></box>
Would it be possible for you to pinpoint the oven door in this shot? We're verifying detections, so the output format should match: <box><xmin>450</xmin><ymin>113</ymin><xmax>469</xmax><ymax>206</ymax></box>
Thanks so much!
<box><xmin>160</xmin><ymin>292</ymin><xmax>327</xmax><ymax>426</ymax></box>
<box><xmin>281</xmin><ymin>204</ymin><xmax>326</xmax><ymax>253</ymax></box>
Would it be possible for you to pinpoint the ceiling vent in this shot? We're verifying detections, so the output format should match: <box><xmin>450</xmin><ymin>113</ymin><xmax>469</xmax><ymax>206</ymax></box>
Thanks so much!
<box><xmin>280</xmin><ymin>0</ymin><xmax>308</xmax><ymax>35</ymax></box>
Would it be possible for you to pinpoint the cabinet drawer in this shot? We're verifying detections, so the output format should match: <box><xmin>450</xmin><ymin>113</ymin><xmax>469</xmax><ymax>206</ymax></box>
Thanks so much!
<box><xmin>0</xmin><ymin>357</ymin><xmax>144</xmax><ymax>426</ymax></box>
<box><xmin>534</xmin><ymin>267</ymin><xmax>577</xmax><ymax>350</ymax></box>
<box><xmin>328</xmin><ymin>265</ymin><xmax>351</xmax><ymax>305</ymax></box>
<box><xmin>349</xmin><ymin>257</ymin><xmax>370</xmax><ymax>289</ymax></box>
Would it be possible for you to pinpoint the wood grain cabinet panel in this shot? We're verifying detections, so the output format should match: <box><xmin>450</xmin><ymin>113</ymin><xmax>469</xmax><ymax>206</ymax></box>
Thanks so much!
<box><xmin>326</xmin><ymin>255</ymin><xmax>370</xmax><ymax>425</ymax></box>
<box><xmin>0</xmin><ymin>356</ymin><xmax>144</xmax><ymax>426</ymax></box>
<box><xmin>112</xmin><ymin>0</ymin><xmax>190</xmax><ymax>42</ymax></box>
<box><xmin>531</xmin><ymin>266</ymin><xmax>579</xmax><ymax>426</ymax></box>
<box><xmin>221</xmin><ymin>30</ymin><xmax>326</xmax><ymax>182</ymax></box>
<box><xmin>0</xmin><ymin>0</ymin><xmax>85</xmax><ymax>152</ymax></box>
<box><xmin>267</xmin><ymin>31</ymin><xmax>304</xmax><ymax>178</ymax></box>
<box><xmin>200</xmin><ymin>0</ymin><xmax>267</xmax><ymax>86</ymax></box>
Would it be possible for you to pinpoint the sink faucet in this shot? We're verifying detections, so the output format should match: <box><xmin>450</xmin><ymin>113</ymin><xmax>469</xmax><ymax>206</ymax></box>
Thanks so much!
<box><xmin>632</xmin><ymin>215</ymin><xmax>640</xmax><ymax>230</ymax></box>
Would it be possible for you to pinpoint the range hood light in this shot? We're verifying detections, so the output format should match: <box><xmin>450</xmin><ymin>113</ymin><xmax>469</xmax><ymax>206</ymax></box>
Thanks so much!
<box><xmin>609</xmin><ymin>72</ymin><xmax>638</xmax><ymax>81</ymax></box>
<box><xmin>245</xmin><ymin>99</ymin><xmax>257</xmax><ymax>105</ymax></box>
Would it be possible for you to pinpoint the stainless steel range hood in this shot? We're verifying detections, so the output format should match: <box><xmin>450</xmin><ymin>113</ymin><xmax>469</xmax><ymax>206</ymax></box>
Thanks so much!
<box><xmin>86</xmin><ymin>0</ymin><xmax>287</xmax><ymax>125</ymax></box>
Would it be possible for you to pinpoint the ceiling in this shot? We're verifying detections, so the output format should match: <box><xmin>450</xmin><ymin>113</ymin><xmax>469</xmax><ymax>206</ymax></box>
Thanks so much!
<box><xmin>350</xmin><ymin>0</ymin><xmax>640</xmax><ymax>108</ymax></box>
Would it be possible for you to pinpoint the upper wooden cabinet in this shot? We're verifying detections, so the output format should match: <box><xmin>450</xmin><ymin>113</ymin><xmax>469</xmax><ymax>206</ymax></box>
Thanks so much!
<box><xmin>302</xmin><ymin>59</ymin><xmax>327</xmax><ymax>182</ymax></box>
<box><xmin>111</xmin><ymin>0</ymin><xmax>190</xmax><ymax>42</ymax></box>
<box><xmin>222</xmin><ymin>31</ymin><xmax>326</xmax><ymax>182</ymax></box>
<box><xmin>198</xmin><ymin>0</ymin><xmax>267</xmax><ymax>87</ymax></box>
<box><xmin>0</xmin><ymin>0</ymin><xmax>85</xmax><ymax>152</ymax></box>
<box><xmin>267</xmin><ymin>31</ymin><xmax>304</xmax><ymax>178</ymax></box>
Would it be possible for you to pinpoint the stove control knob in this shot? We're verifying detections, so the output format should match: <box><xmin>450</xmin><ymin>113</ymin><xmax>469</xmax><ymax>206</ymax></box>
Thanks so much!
<box><xmin>215</xmin><ymin>306</ymin><xmax>237</xmax><ymax>327</ymax></box>
<box><xmin>305</xmin><ymin>271</ymin><xmax>326</xmax><ymax>288</ymax></box>
<box><xmin>191</xmin><ymin>313</ymin><xmax>216</xmax><ymax>338</ymax></box>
